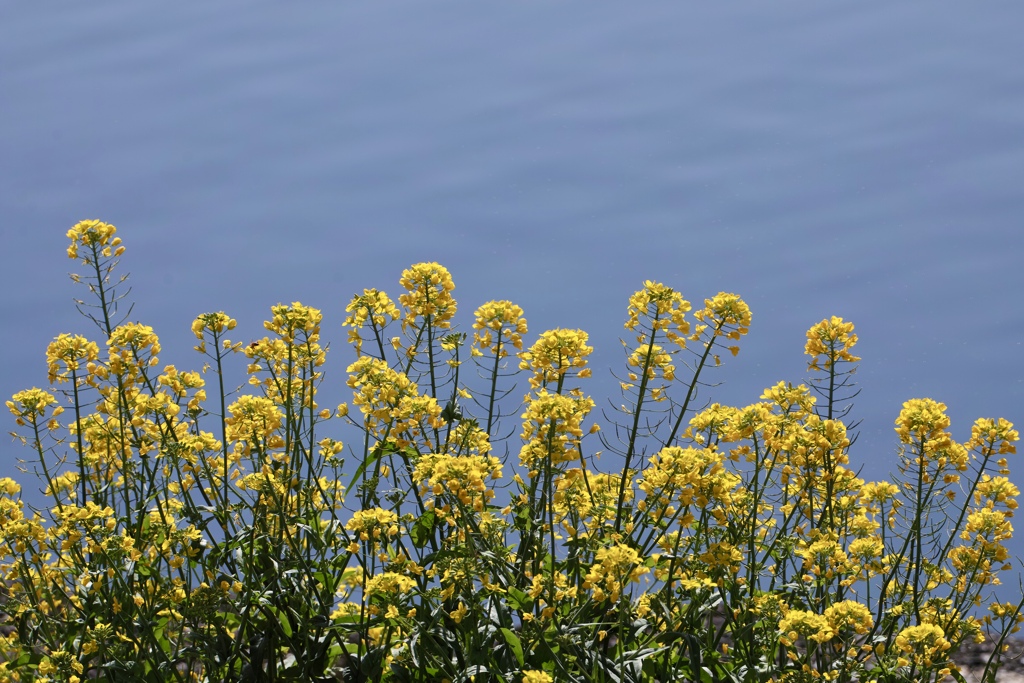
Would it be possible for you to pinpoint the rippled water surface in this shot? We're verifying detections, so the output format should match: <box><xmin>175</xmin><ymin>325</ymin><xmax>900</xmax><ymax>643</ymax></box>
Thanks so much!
<box><xmin>3</xmin><ymin>2</ymin><xmax>1024</xmax><ymax>558</ymax></box>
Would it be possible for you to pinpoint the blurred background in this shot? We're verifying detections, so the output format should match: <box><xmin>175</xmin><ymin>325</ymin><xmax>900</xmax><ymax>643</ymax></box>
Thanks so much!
<box><xmin>2</xmin><ymin>2</ymin><xmax>1023</xmax><ymax>570</ymax></box>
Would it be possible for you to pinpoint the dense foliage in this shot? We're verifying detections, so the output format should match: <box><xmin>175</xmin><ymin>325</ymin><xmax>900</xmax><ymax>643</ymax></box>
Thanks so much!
<box><xmin>2</xmin><ymin>220</ymin><xmax>1021</xmax><ymax>682</ymax></box>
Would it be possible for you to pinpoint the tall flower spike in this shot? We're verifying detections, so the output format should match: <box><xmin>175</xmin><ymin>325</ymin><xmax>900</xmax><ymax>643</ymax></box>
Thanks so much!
<box><xmin>518</xmin><ymin>329</ymin><xmax>593</xmax><ymax>390</ymax></box>
<box><xmin>399</xmin><ymin>262</ymin><xmax>457</xmax><ymax>332</ymax></box>
<box><xmin>472</xmin><ymin>300</ymin><xmax>527</xmax><ymax>358</ymax></box>
<box><xmin>805</xmin><ymin>316</ymin><xmax>860</xmax><ymax>372</ymax></box>
<box><xmin>66</xmin><ymin>219</ymin><xmax>122</xmax><ymax>263</ymax></box>
<box><xmin>46</xmin><ymin>334</ymin><xmax>100</xmax><ymax>385</ymax></box>
<box><xmin>625</xmin><ymin>280</ymin><xmax>691</xmax><ymax>347</ymax></box>
<box><xmin>691</xmin><ymin>293</ymin><xmax>751</xmax><ymax>359</ymax></box>
<box><xmin>344</xmin><ymin>289</ymin><xmax>400</xmax><ymax>356</ymax></box>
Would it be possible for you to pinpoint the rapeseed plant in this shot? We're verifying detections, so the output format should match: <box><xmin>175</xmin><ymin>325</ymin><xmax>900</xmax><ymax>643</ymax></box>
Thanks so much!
<box><xmin>1</xmin><ymin>220</ymin><xmax>1021</xmax><ymax>682</ymax></box>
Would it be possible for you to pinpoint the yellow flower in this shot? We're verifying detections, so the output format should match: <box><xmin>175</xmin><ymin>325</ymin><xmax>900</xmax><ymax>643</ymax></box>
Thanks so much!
<box><xmin>344</xmin><ymin>289</ymin><xmax>400</xmax><ymax>355</ymax></box>
<box><xmin>519</xmin><ymin>329</ymin><xmax>593</xmax><ymax>389</ymax></box>
<box><xmin>473</xmin><ymin>300</ymin><xmax>528</xmax><ymax>358</ymax></box>
<box><xmin>225</xmin><ymin>395</ymin><xmax>284</xmax><ymax>450</ymax></box>
<box><xmin>583</xmin><ymin>543</ymin><xmax>649</xmax><ymax>603</ymax></box>
<box><xmin>625</xmin><ymin>281</ymin><xmax>691</xmax><ymax>348</ymax></box>
<box><xmin>449</xmin><ymin>602</ymin><xmax>469</xmax><ymax>624</ymax></box>
<box><xmin>518</xmin><ymin>391</ymin><xmax>595</xmax><ymax>468</ymax></box>
<box><xmin>778</xmin><ymin>610</ymin><xmax>834</xmax><ymax>645</ymax></box>
<box><xmin>415</xmin><ymin>451</ymin><xmax>502</xmax><ymax>509</ymax></box>
<box><xmin>691</xmin><ymin>293</ymin><xmax>751</xmax><ymax>356</ymax></box>
<box><xmin>46</xmin><ymin>334</ymin><xmax>100</xmax><ymax>385</ymax></box>
<box><xmin>824</xmin><ymin>600</ymin><xmax>874</xmax><ymax>634</ymax></box>
<box><xmin>805</xmin><ymin>316</ymin><xmax>860</xmax><ymax>371</ymax></box>
<box><xmin>364</xmin><ymin>572</ymin><xmax>416</xmax><ymax>597</ymax></box>
<box><xmin>399</xmin><ymin>262</ymin><xmax>457</xmax><ymax>331</ymax></box>
<box><xmin>522</xmin><ymin>672</ymin><xmax>553</xmax><ymax>683</ymax></box>
<box><xmin>7</xmin><ymin>388</ymin><xmax>59</xmax><ymax>422</ymax></box>
<box><xmin>966</xmin><ymin>417</ymin><xmax>1019</xmax><ymax>455</ymax></box>
<box><xmin>66</xmin><ymin>219</ymin><xmax>121</xmax><ymax>261</ymax></box>
<box><xmin>894</xmin><ymin>623</ymin><xmax>950</xmax><ymax>668</ymax></box>
<box><xmin>107</xmin><ymin>323</ymin><xmax>161</xmax><ymax>378</ymax></box>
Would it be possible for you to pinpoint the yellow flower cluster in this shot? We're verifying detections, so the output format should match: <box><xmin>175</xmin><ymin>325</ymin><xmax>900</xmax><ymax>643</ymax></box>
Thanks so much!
<box><xmin>364</xmin><ymin>571</ymin><xmax>417</xmax><ymax>597</ymax></box>
<box><xmin>777</xmin><ymin>601</ymin><xmax>873</xmax><ymax>648</ymax></box>
<box><xmin>583</xmin><ymin>543</ymin><xmax>649</xmax><ymax>602</ymax></box>
<box><xmin>805</xmin><ymin>316</ymin><xmax>860</xmax><ymax>371</ymax></box>
<box><xmin>893</xmin><ymin>623</ymin><xmax>951</xmax><ymax>669</ymax></box>
<box><xmin>7</xmin><ymin>388</ymin><xmax>61</xmax><ymax>424</ymax></box>
<box><xmin>896</xmin><ymin>398</ymin><xmax>969</xmax><ymax>474</ymax></box>
<box><xmin>264</xmin><ymin>301</ymin><xmax>322</xmax><ymax>342</ymax></box>
<box><xmin>46</xmin><ymin>334</ymin><xmax>100</xmax><ymax>385</ymax></box>
<box><xmin>627</xmin><ymin>343</ymin><xmax>675</xmax><ymax>383</ymax></box>
<box><xmin>225</xmin><ymin>395</ymin><xmax>284</xmax><ymax>455</ymax></box>
<box><xmin>552</xmin><ymin>469</ymin><xmax>626</xmax><ymax>532</ymax></box>
<box><xmin>691</xmin><ymin>292</ymin><xmax>752</xmax><ymax>359</ymax></box>
<box><xmin>823</xmin><ymin>600</ymin><xmax>874</xmax><ymax>634</ymax></box>
<box><xmin>66</xmin><ymin>219</ymin><xmax>123</xmax><ymax>262</ymax></box>
<box><xmin>519</xmin><ymin>329</ymin><xmax>593</xmax><ymax>390</ymax></box>
<box><xmin>414</xmin><ymin>451</ymin><xmax>503</xmax><ymax>511</ymax></box>
<box><xmin>778</xmin><ymin>609</ymin><xmax>834</xmax><ymax>646</ymax></box>
<box><xmin>518</xmin><ymin>391</ymin><xmax>595</xmax><ymax>469</ymax></box>
<box><xmin>638</xmin><ymin>446</ymin><xmax>737</xmax><ymax>519</ymax></box>
<box><xmin>190</xmin><ymin>311</ymin><xmax>240</xmax><ymax>355</ymax></box>
<box><xmin>624</xmin><ymin>280</ymin><xmax>691</xmax><ymax>347</ymax></box>
<box><xmin>399</xmin><ymin>262</ymin><xmax>457</xmax><ymax>331</ymax></box>
<box><xmin>522</xmin><ymin>672</ymin><xmax>553</xmax><ymax>683</ymax></box>
<box><xmin>107</xmin><ymin>322</ymin><xmax>161</xmax><ymax>381</ymax></box>
<box><xmin>344</xmin><ymin>288</ymin><xmax>400</xmax><ymax>355</ymax></box>
<box><xmin>346</xmin><ymin>356</ymin><xmax>424</xmax><ymax>439</ymax></box>
<box><xmin>191</xmin><ymin>311</ymin><xmax>236</xmax><ymax>340</ymax></box>
<box><xmin>345</xmin><ymin>508</ymin><xmax>400</xmax><ymax>542</ymax></box>
<box><xmin>472</xmin><ymin>300</ymin><xmax>527</xmax><ymax>358</ymax></box>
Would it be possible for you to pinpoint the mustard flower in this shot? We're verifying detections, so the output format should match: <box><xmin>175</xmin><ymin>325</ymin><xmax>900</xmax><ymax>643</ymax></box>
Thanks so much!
<box><xmin>691</xmin><ymin>292</ymin><xmax>752</xmax><ymax>358</ymax></box>
<box><xmin>347</xmin><ymin>356</ymin><xmax>418</xmax><ymax>430</ymax></box>
<box><xmin>472</xmin><ymin>300</ymin><xmax>527</xmax><ymax>358</ymax></box>
<box><xmin>893</xmin><ymin>623</ymin><xmax>951</xmax><ymax>668</ymax></box>
<box><xmin>966</xmin><ymin>417</ymin><xmax>1019</xmax><ymax>455</ymax></box>
<box><xmin>518</xmin><ymin>390</ymin><xmax>595</xmax><ymax>468</ymax></box>
<box><xmin>553</xmin><ymin>469</ymin><xmax>625</xmax><ymax>531</ymax></box>
<box><xmin>398</xmin><ymin>262</ymin><xmax>457</xmax><ymax>331</ymax></box>
<box><xmin>264</xmin><ymin>301</ymin><xmax>322</xmax><ymax>342</ymax></box>
<box><xmin>46</xmin><ymin>333</ymin><xmax>100</xmax><ymax>385</ymax></box>
<box><xmin>638</xmin><ymin>445</ymin><xmax>738</xmax><ymax>519</ymax></box>
<box><xmin>583</xmin><ymin>543</ymin><xmax>649</xmax><ymax>603</ymax></box>
<box><xmin>66</xmin><ymin>219</ymin><xmax>122</xmax><ymax>261</ymax></box>
<box><xmin>519</xmin><ymin>328</ymin><xmax>593</xmax><ymax>389</ymax></box>
<box><xmin>345</xmin><ymin>507</ymin><xmax>400</xmax><ymax>542</ymax></box>
<box><xmin>7</xmin><ymin>388</ymin><xmax>60</xmax><ymax>424</ymax></box>
<box><xmin>974</xmin><ymin>475</ymin><xmax>1020</xmax><ymax>512</ymax></box>
<box><xmin>805</xmin><ymin>316</ymin><xmax>860</xmax><ymax>371</ymax></box>
<box><xmin>894</xmin><ymin>398</ymin><xmax>959</xmax><ymax>458</ymax></box>
<box><xmin>363</xmin><ymin>571</ymin><xmax>416</xmax><ymax>597</ymax></box>
<box><xmin>225</xmin><ymin>395</ymin><xmax>284</xmax><ymax>453</ymax></box>
<box><xmin>778</xmin><ymin>610</ymin><xmax>834</xmax><ymax>646</ymax></box>
<box><xmin>627</xmin><ymin>343</ymin><xmax>675</xmax><ymax>382</ymax></box>
<box><xmin>625</xmin><ymin>280</ymin><xmax>691</xmax><ymax>348</ymax></box>
<box><xmin>522</xmin><ymin>672</ymin><xmax>553</xmax><ymax>683</ymax></box>
<box><xmin>344</xmin><ymin>288</ymin><xmax>400</xmax><ymax>356</ymax></box>
<box><xmin>191</xmin><ymin>311</ymin><xmax>236</xmax><ymax>340</ymax></box>
<box><xmin>824</xmin><ymin>600</ymin><xmax>874</xmax><ymax>635</ymax></box>
<box><xmin>107</xmin><ymin>322</ymin><xmax>161</xmax><ymax>378</ymax></box>
<box><xmin>414</xmin><ymin>451</ymin><xmax>503</xmax><ymax>509</ymax></box>
<box><xmin>760</xmin><ymin>381</ymin><xmax>816</xmax><ymax>417</ymax></box>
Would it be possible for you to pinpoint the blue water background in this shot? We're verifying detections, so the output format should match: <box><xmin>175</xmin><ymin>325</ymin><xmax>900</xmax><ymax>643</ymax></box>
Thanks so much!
<box><xmin>2</xmin><ymin>3</ymin><xmax>1024</xmax><ymax>573</ymax></box>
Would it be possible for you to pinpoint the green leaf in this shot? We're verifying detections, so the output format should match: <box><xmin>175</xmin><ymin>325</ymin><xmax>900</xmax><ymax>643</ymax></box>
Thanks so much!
<box><xmin>506</xmin><ymin>587</ymin><xmax>532</xmax><ymax>611</ymax></box>
<box><xmin>499</xmin><ymin>627</ymin><xmax>524</xmax><ymax>667</ymax></box>
<box><xmin>411</xmin><ymin>510</ymin><xmax>436</xmax><ymax>548</ymax></box>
